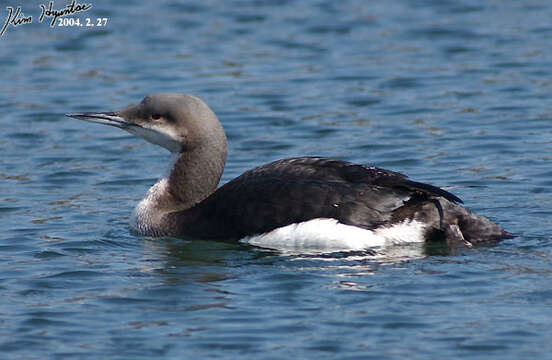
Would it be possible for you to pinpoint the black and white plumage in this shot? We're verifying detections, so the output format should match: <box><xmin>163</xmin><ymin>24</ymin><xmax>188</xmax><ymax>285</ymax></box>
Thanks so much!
<box><xmin>67</xmin><ymin>93</ymin><xmax>512</xmax><ymax>252</ymax></box>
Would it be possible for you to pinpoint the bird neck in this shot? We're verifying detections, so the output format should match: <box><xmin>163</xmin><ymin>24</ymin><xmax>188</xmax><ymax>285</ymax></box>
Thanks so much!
<box><xmin>168</xmin><ymin>144</ymin><xmax>226</xmax><ymax>209</ymax></box>
<box><xmin>132</xmin><ymin>141</ymin><xmax>227</xmax><ymax>237</ymax></box>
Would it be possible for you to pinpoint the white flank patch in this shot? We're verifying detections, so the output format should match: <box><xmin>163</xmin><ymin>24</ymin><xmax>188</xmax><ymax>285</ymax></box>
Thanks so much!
<box><xmin>240</xmin><ymin>218</ymin><xmax>426</xmax><ymax>253</ymax></box>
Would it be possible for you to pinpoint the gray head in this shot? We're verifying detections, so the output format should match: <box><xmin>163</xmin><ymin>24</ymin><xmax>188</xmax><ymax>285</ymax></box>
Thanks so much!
<box><xmin>68</xmin><ymin>93</ymin><xmax>229</xmax><ymax>225</ymax></box>
<box><xmin>67</xmin><ymin>93</ymin><xmax>227</xmax><ymax>155</ymax></box>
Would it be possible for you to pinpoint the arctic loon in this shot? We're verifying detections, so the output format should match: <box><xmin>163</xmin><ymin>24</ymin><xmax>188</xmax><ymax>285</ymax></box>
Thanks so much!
<box><xmin>66</xmin><ymin>93</ymin><xmax>512</xmax><ymax>251</ymax></box>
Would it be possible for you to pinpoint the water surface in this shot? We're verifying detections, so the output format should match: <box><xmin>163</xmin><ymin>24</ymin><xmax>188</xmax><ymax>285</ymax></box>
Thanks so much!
<box><xmin>1</xmin><ymin>1</ymin><xmax>551</xmax><ymax>359</ymax></box>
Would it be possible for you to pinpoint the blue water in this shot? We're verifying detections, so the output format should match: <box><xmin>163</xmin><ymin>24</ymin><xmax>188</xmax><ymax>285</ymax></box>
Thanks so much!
<box><xmin>1</xmin><ymin>1</ymin><xmax>552</xmax><ymax>358</ymax></box>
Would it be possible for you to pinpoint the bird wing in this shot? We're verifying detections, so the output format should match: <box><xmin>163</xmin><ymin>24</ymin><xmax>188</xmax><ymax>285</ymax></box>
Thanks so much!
<box><xmin>178</xmin><ymin>157</ymin><xmax>462</xmax><ymax>240</ymax></box>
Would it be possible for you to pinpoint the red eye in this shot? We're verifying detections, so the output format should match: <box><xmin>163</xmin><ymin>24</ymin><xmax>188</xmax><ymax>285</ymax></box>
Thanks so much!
<box><xmin>151</xmin><ymin>114</ymin><xmax>161</xmax><ymax>120</ymax></box>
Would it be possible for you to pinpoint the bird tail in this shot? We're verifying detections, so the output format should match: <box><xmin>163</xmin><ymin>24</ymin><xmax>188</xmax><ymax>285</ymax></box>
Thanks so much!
<box><xmin>440</xmin><ymin>200</ymin><xmax>513</xmax><ymax>247</ymax></box>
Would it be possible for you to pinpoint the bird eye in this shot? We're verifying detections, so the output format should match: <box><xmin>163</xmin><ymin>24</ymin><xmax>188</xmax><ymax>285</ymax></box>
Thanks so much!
<box><xmin>151</xmin><ymin>114</ymin><xmax>161</xmax><ymax>121</ymax></box>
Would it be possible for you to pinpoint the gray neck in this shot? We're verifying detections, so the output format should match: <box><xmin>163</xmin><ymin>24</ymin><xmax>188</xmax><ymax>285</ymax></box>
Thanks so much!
<box><xmin>132</xmin><ymin>138</ymin><xmax>227</xmax><ymax>237</ymax></box>
<box><xmin>168</xmin><ymin>143</ymin><xmax>226</xmax><ymax>209</ymax></box>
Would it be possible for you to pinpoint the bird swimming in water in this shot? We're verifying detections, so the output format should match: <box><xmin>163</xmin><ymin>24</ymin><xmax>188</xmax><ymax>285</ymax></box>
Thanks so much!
<box><xmin>66</xmin><ymin>94</ymin><xmax>512</xmax><ymax>252</ymax></box>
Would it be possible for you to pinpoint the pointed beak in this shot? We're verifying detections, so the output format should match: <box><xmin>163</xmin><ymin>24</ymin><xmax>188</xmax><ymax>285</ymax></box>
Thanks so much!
<box><xmin>65</xmin><ymin>112</ymin><xmax>138</xmax><ymax>130</ymax></box>
<box><xmin>67</xmin><ymin>110</ymin><xmax>182</xmax><ymax>153</ymax></box>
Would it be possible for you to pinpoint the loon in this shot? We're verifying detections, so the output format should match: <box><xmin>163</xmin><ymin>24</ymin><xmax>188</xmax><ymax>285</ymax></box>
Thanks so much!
<box><xmin>66</xmin><ymin>93</ymin><xmax>512</xmax><ymax>252</ymax></box>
